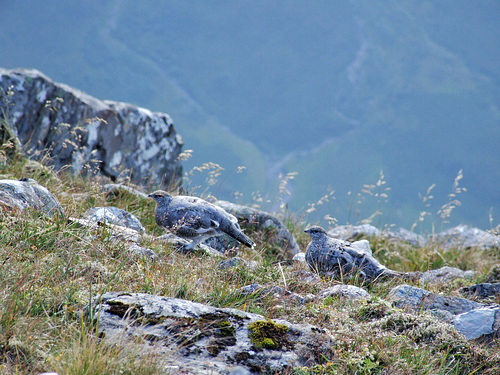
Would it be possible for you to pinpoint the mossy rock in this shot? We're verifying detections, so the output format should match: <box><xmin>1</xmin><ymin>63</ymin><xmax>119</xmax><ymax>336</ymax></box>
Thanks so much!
<box><xmin>248</xmin><ymin>319</ymin><xmax>292</xmax><ymax>350</ymax></box>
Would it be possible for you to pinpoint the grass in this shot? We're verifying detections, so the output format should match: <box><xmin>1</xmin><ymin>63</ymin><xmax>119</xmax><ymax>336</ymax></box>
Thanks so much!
<box><xmin>1</xmin><ymin>152</ymin><xmax>500</xmax><ymax>374</ymax></box>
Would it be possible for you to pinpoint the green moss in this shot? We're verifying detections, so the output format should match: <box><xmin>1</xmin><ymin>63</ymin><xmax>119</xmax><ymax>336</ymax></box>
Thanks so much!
<box><xmin>248</xmin><ymin>319</ymin><xmax>292</xmax><ymax>350</ymax></box>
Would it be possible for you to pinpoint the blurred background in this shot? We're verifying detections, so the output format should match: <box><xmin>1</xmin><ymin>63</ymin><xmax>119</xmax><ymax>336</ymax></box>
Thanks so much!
<box><xmin>1</xmin><ymin>0</ymin><xmax>499</xmax><ymax>231</ymax></box>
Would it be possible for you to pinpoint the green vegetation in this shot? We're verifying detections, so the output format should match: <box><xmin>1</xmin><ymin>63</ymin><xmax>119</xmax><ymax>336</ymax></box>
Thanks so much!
<box><xmin>1</xmin><ymin>141</ymin><xmax>500</xmax><ymax>373</ymax></box>
<box><xmin>248</xmin><ymin>319</ymin><xmax>290</xmax><ymax>350</ymax></box>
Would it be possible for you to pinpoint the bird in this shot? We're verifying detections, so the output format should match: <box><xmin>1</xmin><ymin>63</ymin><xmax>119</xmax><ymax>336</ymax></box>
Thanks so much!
<box><xmin>304</xmin><ymin>226</ymin><xmax>352</xmax><ymax>274</ymax></box>
<box><xmin>304</xmin><ymin>225</ymin><xmax>400</xmax><ymax>281</ymax></box>
<box><xmin>148</xmin><ymin>190</ymin><xmax>255</xmax><ymax>250</ymax></box>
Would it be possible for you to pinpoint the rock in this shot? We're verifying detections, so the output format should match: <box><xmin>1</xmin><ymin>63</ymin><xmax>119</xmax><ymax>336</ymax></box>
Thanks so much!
<box><xmin>0</xmin><ymin>178</ymin><xmax>64</xmax><ymax>217</ymax></box>
<box><xmin>327</xmin><ymin>224</ymin><xmax>380</xmax><ymax>240</ymax></box>
<box><xmin>419</xmin><ymin>266</ymin><xmax>475</xmax><ymax>286</ymax></box>
<box><xmin>228</xmin><ymin>367</ymin><xmax>252</xmax><ymax>375</ymax></box>
<box><xmin>203</xmin><ymin>234</ymin><xmax>241</xmax><ymax>256</ymax></box>
<box><xmin>217</xmin><ymin>257</ymin><xmax>258</xmax><ymax>270</ymax></box>
<box><xmin>88</xmin><ymin>292</ymin><xmax>334</xmax><ymax>374</ymax></box>
<box><xmin>156</xmin><ymin>233</ymin><xmax>224</xmax><ymax>257</ymax></box>
<box><xmin>70</xmin><ymin>217</ymin><xmax>141</xmax><ymax>243</ymax></box>
<box><xmin>83</xmin><ymin>206</ymin><xmax>145</xmax><ymax>233</ymax></box>
<box><xmin>388</xmin><ymin>284</ymin><xmax>483</xmax><ymax>316</ymax></box>
<box><xmin>69</xmin><ymin>217</ymin><xmax>156</xmax><ymax>259</ymax></box>
<box><xmin>459</xmin><ymin>283</ymin><xmax>500</xmax><ymax>300</ymax></box>
<box><xmin>382</xmin><ymin>227</ymin><xmax>426</xmax><ymax>247</ymax></box>
<box><xmin>292</xmin><ymin>252</ymin><xmax>306</xmax><ymax>263</ymax></box>
<box><xmin>453</xmin><ymin>306</ymin><xmax>500</xmax><ymax>341</ymax></box>
<box><xmin>127</xmin><ymin>243</ymin><xmax>157</xmax><ymax>260</ymax></box>
<box><xmin>0</xmin><ymin>68</ymin><xmax>183</xmax><ymax>188</ymax></box>
<box><xmin>316</xmin><ymin>284</ymin><xmax>370</xmax><ymax>301</ymax></box>
<box><xmin>215</xmin><ymin>200</ymin><xmax>300</xmax><ymax>258</ymax></box>
<box><xmin>429</xmin><ymin>224</ymin><xmax>500</xmax><ymax>250</ymax></box>
<box><xmin>350</xmin><ymin>239</ymin><xmax>373</xmax><ymax>256</ymax></box>
<box><xmin>0</xmin><ymin>86</ymin><xmax>22</xmax><ymax>158</ymax></box>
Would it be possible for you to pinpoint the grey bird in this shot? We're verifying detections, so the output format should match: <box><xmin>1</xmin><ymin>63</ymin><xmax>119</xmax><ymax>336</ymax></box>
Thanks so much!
<box><xmin>149</xmin><ymin>190</ymin><xmax>255</xmax><ymax>250</ymax></box>
<box><xmin>304</xmin><ymin>226</ymin><xmax>351</xmax><ymax>274</ymax></box>
<box><xmin>304</xmin><ymin>225</ymin><xmax>398</xmax><ymax>280</ymax></box>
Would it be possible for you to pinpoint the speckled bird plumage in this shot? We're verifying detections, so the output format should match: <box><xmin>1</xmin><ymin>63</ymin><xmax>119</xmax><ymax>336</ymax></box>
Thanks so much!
<box><xmin>149</xmin><ymin>190</ymin><xmax>255</xmax><ymax>250</ymax></box>
<box><xmin>304</xmin><ymin>226</ymin><xmax>351</xmax><ymax>274</ymax></box>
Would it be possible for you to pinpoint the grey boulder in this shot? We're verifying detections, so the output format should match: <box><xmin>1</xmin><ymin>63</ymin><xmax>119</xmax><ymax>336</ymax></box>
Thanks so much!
<box><xmin>0</xmin><ymin>178</ymin><xmax>63</xmax><ymax>217</ymax></box>
<box><xmin>453</xmin><ymin>306</ymin><xmax>500</xmax><ymax>340</ymax></box>
<box><xmin>388</xmin><ymin>284</ymin><xmax>500</xmax><ymax>341</ymax></box>
<box><xmin>419</xmin><ymin>266</ymin><xmax>475</xmax><ymax>286</ymax></box>
<box><xmin>88</xmin><ymin>292</ymin><xmax>334</xmax><ymax>374</ymax></box>
<box><xmin>388</xmin><ymin>284</ymin><xmax>483</xmax><ymax>317</ymax></box>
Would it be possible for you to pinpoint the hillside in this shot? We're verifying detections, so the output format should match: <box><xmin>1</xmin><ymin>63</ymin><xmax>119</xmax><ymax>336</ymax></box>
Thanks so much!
<box><xmin>1</xmin><ymin>143</ymin><xmax>500</xmax><ymax>373</ymax></box>
<box><xmin>1</xmin><ymin>1</ymin><xmax>499</xmax><ymax>229</ymax></box>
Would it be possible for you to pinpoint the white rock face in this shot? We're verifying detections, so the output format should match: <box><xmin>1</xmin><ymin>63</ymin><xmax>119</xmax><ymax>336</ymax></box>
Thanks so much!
<box><xmin>90</xmin><ymin>292</ymin><xmax>336</xmax><ymax>374</ymax></box>
<box><xmin>0</xmin><ymin>68</ymin><xmax>183</xmax><ymax>188</ymax></box>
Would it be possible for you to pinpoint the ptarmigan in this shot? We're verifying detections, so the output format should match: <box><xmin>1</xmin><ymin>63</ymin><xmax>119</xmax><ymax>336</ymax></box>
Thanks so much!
<box><xmin>149</xmin><ymin>190</ymin><xmax>255</xmax><ymax>250</ymax></box>
<box><xmin>304</xmin><ymin>225</ymin><xmax>352</xmax><ymax>274</ymax></box>
<box><xmin>304</xmin><ymin>225</ymin><xmax>399</xmax><ymax>281</ymax></box>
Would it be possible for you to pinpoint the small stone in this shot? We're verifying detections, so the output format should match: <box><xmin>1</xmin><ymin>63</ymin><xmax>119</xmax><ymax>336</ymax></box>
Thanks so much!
<box><xmin>453</xmin><ymin>306</ymin><xmax>500</xmax><ymax>340</ymax></box>
<box><xmin>84</xmin><ymin>206</ymin><xmax>145</xmax><ymax>233</ymax></box>
<box><xmin>316</xmin><ymin>284</ymin><xmax>370</xmax><ymax>301</ymax></box>
<box><xmin>419</xmin><ymin>266</ymin><xmax>474</xmax><ymax>286</ymax></box>
<box><xmin>292</xmin><ymin>252</ymin><xmax>306</xmax><ymax>263</ymax></box>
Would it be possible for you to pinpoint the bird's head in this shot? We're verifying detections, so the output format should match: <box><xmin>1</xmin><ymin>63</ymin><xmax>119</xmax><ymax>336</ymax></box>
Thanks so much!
<box><xmin>304</xmin><ymin>226</ymin><xmax>327</xmax><ymax>238</ymax></box>
<box><xmin>148</xmin><ymin>190</ymin><xmax>172</xmax><ymax>205</ymax></box>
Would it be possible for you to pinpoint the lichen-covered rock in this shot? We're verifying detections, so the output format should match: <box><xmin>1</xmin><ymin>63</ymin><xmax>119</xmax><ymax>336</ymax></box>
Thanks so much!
<box><xmin>87</xmin><ymin>292</ymin><xmax>334</xmax><ymax>374</ymax></box>
<box><xmin>0</xmin><ymin>178</ymin><xmax>64</xmax><ymax>217</ymax></box>
<box><xmin>386</xmin><ymin>283</ymin><xmax>500</xmax><ymax>342</ymax></box>
<box><xmin>83</xmin><ymin>206</ymin><xmax>145</xmax><ymax>233</ymax></box>
<box><xmin>291</xmin><ymin>270</ymin><xmax>321</xmax><ymax>284</ymax></box>
<box><xmin>382</xmin><ymin>227</ymin><xmax>426</xmax><ymax>247</ymax></box>
<box><xmin>327</xmin><ymin>224</ymin><xmax>381</xmax><ymax>240</ymax></box>
<box><xmin>419</xmin><ymin>266</ymin><xmax>475</xmax><ymax>286</ymax></box>
<box><xmin>156</xmin><ymin>233</ymin><xmax>224</xmax><ymax>257</ymax></box>
<box><xmin>217</xmin><ymin>257</ymin><xmax>258</xmax><ymax>270</ymax></box>
<box><xmin>388</xmin><ymin>284</ymin><xmax>483</xmax><ymax>316</ymax></box>
<box><xmin>0</xmin><ymin>68</ymin><xmax>183</xmax><ymax>188</ymax></box>
<box><xmin>316</xmin><ymin>284</ymin><xmax>370</xmax><ymax>301</ymax></box>
<box><xmin>215</xmin><ymin>200</ymin><xmax>300</xmax><ymax>258</ymax></box>
<box><xmin>69</xmin><ymin>217</ymin><xmax>156</xmax><ymax>259</ymax></box>
<box><xmin>70</xmin><ymin>217</ymin><xmax>141</xmax><ymax>243</ymax></box>
<box><xmin>429</xmin><ymin>224</ymin><xmax>500</xmax><ymax>250</ymax></box>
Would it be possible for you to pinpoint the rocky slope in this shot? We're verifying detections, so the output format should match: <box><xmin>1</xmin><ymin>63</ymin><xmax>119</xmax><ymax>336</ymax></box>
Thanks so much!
<box><xmin>0</xmin><ymin>68</ymin><xmax>183</xmax><ymax>189</ymax></box>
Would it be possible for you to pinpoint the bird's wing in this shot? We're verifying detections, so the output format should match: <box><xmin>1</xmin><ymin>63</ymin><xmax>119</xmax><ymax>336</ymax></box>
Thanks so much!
<box><xmin>166</xmin><ymin>206</ymin><xmax>215</xmax><ymax>232</ymax></box>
